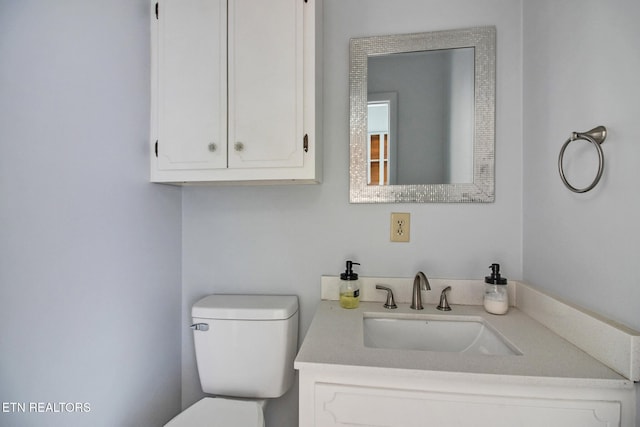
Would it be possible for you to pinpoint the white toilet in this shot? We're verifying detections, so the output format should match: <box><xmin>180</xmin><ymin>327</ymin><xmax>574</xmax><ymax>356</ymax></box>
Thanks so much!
<box><xmin>165</xmin><ymin>294</ymin><xmax>299</xmax><ymax>427</ymax></box>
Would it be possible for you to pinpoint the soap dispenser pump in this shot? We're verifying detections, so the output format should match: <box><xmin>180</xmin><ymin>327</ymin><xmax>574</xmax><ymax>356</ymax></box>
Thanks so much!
<box><xmin>484</xmin><ymin>263</ymin><xmax>509</xmax><ymax>315</ymax></box>
<box><xmin>339</xmin><ymin>261</ymin><xmax>361</xmax><ymax>309</ymax></box>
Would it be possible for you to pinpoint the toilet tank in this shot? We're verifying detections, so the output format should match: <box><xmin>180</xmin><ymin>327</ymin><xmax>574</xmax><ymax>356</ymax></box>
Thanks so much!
<box><xmin>191</xmin><ymin>294</ymin><xmax>299</xmax><ymax>398</ymax></box>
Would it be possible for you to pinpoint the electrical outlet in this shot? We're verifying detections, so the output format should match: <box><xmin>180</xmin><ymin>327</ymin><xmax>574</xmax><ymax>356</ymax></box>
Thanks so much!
<box><xmin>390</xmin><ymin>212</ymin><xmax>410</xmax><ymax>242</ymax></box>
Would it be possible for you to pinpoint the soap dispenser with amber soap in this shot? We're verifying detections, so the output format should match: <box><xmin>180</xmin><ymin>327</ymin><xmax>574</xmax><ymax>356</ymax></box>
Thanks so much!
<box><xmin>484</xmin><ymin>263</ymin><xmax>509</xmax><ymax>315</ymax></box>
<box><xmin>339</xmin><ymin>261</ymin><xmax>361</xmax><ymax>309</ymax></box>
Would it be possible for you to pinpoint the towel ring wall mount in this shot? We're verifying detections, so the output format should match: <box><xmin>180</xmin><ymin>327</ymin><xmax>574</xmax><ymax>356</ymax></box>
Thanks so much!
<box><xmin>558</xmin><ymin>126</ymin><xmax>607</xmax><ymax>193</ymax></box>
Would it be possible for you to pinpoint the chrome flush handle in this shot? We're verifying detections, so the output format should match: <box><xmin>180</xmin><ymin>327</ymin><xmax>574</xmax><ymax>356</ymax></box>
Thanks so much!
<box><xmin>190</xmin><ymin>323</ymin><xmax>209</xmax><ymax>331</ymax></box>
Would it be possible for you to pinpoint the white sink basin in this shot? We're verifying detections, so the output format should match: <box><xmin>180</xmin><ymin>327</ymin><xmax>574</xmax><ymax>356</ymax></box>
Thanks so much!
<box><xmin>363</xmin><ymin>315</ymin><xmax>521</xmax><ymax>356</ymax></box>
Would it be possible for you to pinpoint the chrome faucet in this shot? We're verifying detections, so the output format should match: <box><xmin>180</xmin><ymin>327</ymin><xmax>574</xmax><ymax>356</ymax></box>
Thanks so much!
<box><xmin>437</xmin><ymin>286</ymin><xmax>452</xmax><ymax>311</ymax></box>
<box><xmin>375</xmin><ymin>285</ymin><xmax>397</xmax><ymax>309</ymax></box>
<box><xmin>411</xmin><ymin>271</ymin><xmax>431</xmax><ymax>310</ymax></box>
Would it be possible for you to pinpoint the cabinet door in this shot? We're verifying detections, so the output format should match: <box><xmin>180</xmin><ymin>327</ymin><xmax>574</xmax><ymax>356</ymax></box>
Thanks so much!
<box><xmin>228</xmin><ymin>0</ymin><xmax>304</xmax><ymax>169</ymax></box>
<box><xmin>314</xmin><ymin>383</ymin><xmax>622</xmax><ymax>427</ymax></box>
<box><xmin>156</xmin><ymin>0</ymin><xmax>227</xmax><ymax>171</ymax></box>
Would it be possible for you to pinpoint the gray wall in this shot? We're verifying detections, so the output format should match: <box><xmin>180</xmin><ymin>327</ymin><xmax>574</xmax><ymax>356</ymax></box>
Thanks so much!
<box><xmin>522</xmin><ymin>0</ymin><xmax>640</xmax><ymax>419</ymax></box>
<box><xmin>181</xmin><ymin>1</ymin><xmax>523</xmax><ymax>427</ymax></box>
<box><xmin>523</xmin><ymin>0</ymin><xmax>640</xmax><ymax>330</ymax></box>
<box><xmin>0</xmin><ymin>1</ymin><xmax>182</xmax><ymax>426</ymax></box>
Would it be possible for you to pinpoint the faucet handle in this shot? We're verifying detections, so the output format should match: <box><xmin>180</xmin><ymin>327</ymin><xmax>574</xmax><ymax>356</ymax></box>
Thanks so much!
<box><xmin>375</xmin><ymin>285</ymin><xmax>397</xmax><ymax>309</ymax></box>
<box><xmin>437</xmin><ymin>286</ymin><xmax>452</xmax><ymax>311</ymax></box>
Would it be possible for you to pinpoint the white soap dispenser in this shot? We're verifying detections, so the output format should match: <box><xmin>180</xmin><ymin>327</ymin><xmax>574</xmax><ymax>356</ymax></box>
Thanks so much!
<box><xmin>484</xmin><ymin>263</ymin><xmax>509</xmax><ymax>315</ymax></box>
<box><xmin>339</xmin><ymin>261</ymin><xmax>361</xmax><ymax>309</ymax></box>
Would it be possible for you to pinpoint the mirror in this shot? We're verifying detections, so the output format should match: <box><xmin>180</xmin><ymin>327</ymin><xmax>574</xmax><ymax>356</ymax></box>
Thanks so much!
<box><xmin>349</xmin><ymin>26</ymin><xmax>496</xmax><ymax>203</ymax></box>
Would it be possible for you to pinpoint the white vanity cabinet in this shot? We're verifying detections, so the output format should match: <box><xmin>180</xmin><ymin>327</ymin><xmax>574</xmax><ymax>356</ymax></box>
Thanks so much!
<box><xmin>295</xmin><ymin>298</ymin><xmax>637</xmax><ymax>427</ymax></box>
<box><xmin>150</xmin><ymin>0</ymin><xmax>321</xmax><ymax>184</ymax></box>
<box><xmin>298</xmin><ymin>368</ymin><xmax>632</xmax><ymax>427</ymax></box>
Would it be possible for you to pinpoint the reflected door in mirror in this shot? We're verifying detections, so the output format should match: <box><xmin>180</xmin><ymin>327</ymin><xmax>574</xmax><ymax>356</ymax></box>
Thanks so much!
<box><xmin>368</xmin><ymin>101</ymin><xmax>391</xmax><ymax>185</ymax></box>
<box><xmin>369</xmin><ymin>133</ymin><xmax>389</xmax><ymax>185</ymax></box>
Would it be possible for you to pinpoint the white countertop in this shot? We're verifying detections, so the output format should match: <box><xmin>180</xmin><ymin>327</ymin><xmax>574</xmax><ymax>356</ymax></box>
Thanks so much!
<box><xmin>295</xmin><ymin>287</ymin><xmax>635</xmax><ymax>389</ymax></box>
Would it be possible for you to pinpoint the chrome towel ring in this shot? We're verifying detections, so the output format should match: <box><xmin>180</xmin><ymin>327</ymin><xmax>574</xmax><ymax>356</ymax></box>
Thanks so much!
<box><xmin>558</xmin><ymin>126</ymin><xmax>607</xmax><ymax>193</ymax></box>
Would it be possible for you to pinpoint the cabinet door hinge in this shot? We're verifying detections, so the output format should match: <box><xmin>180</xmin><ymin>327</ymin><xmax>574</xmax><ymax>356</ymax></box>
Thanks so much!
<box><xmin>155</xmin><ymin>140</ymin><xmax>158</xmax><ymax>157</ymax></box>
<box><xmin>155</xmin><ymin>2</ymin><xmax>159</xmax><ymax>19</ymax></box>
<box><xmin>303</xmin><ymin>134</ymin><xmax>309</xmax><ymax>152</ymax></box>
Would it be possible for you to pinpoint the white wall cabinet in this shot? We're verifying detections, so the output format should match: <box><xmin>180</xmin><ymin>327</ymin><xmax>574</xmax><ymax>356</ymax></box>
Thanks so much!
<box><xmin>150</xmin><ymin>0</ymin><xmax>321</xmax><ymax>184</ymax></box>
<box><xmin>298</xmin><ymin>369</ymin><xmax>634</xmax><ymax>427</ymax></box>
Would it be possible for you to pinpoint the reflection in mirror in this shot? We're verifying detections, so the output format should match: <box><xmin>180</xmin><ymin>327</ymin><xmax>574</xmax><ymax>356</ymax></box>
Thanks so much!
<box><xmin>367</xmin><ymin>92</ymin><xmax>397</xmax><ymax>185</ymax></box>
<box><xmin>368</xmin><ymin>48</ymin><xmax>474</xmax><ymax>185</ymax></box>
<box><xmin>350</xmin><ymin>27</ymin><xmax>496</xmax><ymax>203</ymax></box>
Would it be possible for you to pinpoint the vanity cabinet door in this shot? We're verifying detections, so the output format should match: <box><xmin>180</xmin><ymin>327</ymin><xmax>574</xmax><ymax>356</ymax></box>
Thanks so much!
<box><xmin>312</xmin><ymin>383</ymin><xmax>622</xmax><ymax>427</ymax></box>
<box><xmin>298</xmin><ymin>370</ymin><xmax>631</xmax><ymax>427</ymax></box>
<box><xmin>150</xmin><ymin>0</ymin><xmax>320</xmax><ymax>184</ymax></box>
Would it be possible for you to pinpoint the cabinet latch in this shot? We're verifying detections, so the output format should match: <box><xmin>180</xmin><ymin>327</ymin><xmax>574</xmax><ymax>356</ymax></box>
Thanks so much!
<box><xmin>303</xmin><ymin>134</ymin><xmax>309</xmax><ymax>152</ymax></box>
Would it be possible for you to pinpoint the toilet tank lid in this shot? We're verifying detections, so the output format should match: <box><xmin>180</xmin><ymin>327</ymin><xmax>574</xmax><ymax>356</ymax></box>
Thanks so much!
<box><xmin>192</xmin><ymin>294</ymin><xmax>298</xmax><ymax>320</ymax></box>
